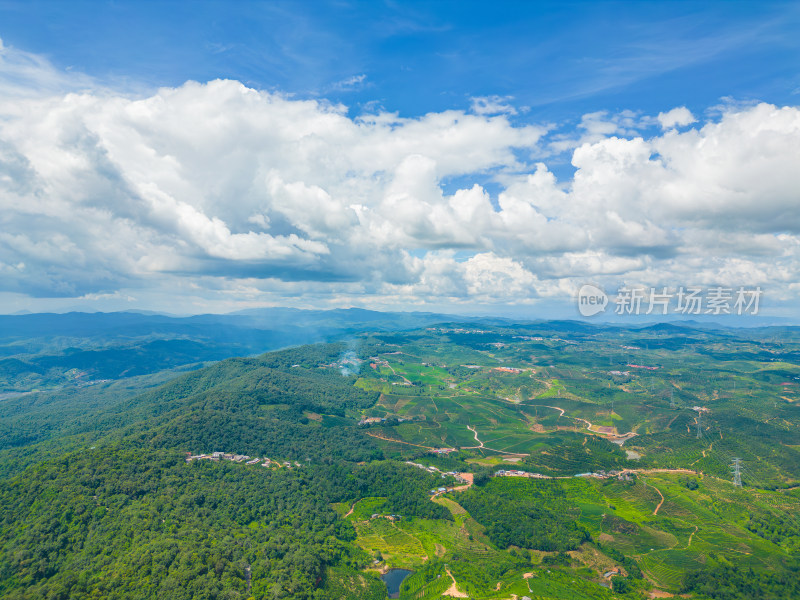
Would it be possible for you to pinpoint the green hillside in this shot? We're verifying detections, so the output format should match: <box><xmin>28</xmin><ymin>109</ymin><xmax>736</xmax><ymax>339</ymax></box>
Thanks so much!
<box><xmin>2</xmin><ymin>322</ymin><xmax>800</xmax><ymax>599</ymax></box>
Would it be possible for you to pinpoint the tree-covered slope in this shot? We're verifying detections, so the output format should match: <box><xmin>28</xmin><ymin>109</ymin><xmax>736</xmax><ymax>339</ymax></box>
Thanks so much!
<box><xmin>3</xmin><ymin>324</ymin><xmax>800</xmax><ymax>599</ymax></box>
<box><xmin>0</xmin><ymin>342</ymin><xmax>457</xmax><ymax>599</ymax></box>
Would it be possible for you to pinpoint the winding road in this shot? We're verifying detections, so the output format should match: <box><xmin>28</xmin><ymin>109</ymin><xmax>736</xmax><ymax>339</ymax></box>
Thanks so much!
<box><xmin>365</xmin><ymin>431</ymin><xmax>435</xmax><ymax>450</ymax></box>
<box><xmin>467</xmin><ymin>425</ymin><xmax>483</xmax><ymax>447</ymax></box>
<box><xmin>651</xmin><ymin>485</ymin><xmax>665</xmax><ymax>515</ymax></box>
<box><xmin>462</xmin><ymin>425</ymin><xmax>525</xmax><ymax>455</ymax></box>
<box><xmin>534</xmin><ymin>404</ymin><xmax>638</xmax><ymax>441</ymax></box>
<box><xmin>442</xmin><ymin>567</ymin><xmax>468</xmax><ymax>598</ymax></box>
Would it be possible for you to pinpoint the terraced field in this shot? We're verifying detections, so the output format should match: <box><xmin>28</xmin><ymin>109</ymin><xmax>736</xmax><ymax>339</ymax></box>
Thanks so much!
<box><xmin>343</xmin><ymin>325</ymin><xmax>800</xmax><ymax>598</ymax></box>
<box><xmin>350</xmin><ymin>474</ymin><xmax>800</xmax><ymax>598</ymax></box>
<box><xmin>355</xmin><ymin>327</ymin><xmax>800</xmax><ymax>483</ymax></box>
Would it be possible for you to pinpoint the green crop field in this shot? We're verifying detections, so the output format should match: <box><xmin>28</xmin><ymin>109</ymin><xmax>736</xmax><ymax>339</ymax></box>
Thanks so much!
<box><xmin>346</xmin><ymin>473</ymin><xmax>800</xmax><ymax>597</ymax></box>
<box><xmin>3</xmin><ymin>321</ymin><xmax>800</xmax><ymax>599</ymax></box>
<box><xmin>341</xmin><ymin>324</ymin><xmax>800</xmax><ymax>598</ymax></box>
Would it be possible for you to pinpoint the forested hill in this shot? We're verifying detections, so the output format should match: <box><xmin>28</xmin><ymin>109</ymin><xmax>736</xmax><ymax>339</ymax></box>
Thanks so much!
<box><xmin>107</xmin><ymin>343</ymin><xmax>385</xmax><ymax>462</ymax></box>
<box><xmin>0</xmin><ymin>342</ymin><xmax>452</xmax><ymax>600</ymax></box>
<box><xmin>3</xmin><ymin>324</ymin><xmax>800</xmax><ymax>599</ymax></box>
<box><xmin>0</xmin><ymin>449</ymin><xmax>452</xmax><ymax>600</ymax></box>
<box><xmin>0</xmin><ymin>342</ymin><xmax>384</xmax><ymax>470</ymax></box>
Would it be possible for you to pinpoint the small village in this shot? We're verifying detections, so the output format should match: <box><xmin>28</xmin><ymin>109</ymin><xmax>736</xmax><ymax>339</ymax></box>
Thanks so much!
<box><xmin>358</xmin><ymin>415</ymin><xmax>417</xmax><ymax>426</ymax></box>
<box><xmin>495</xmin><ymin>468</ymin><xmax>635</xmax><ymax>482</ymax></box>
<box><xmin>403</xmin><ymin>461</ymin><xmax>474</xmax><ymax>494</ymax></box>
<box><xmin>185</xmin><ymin>451</ymin><xmax>300</xmax><ymax>469</ymax></box>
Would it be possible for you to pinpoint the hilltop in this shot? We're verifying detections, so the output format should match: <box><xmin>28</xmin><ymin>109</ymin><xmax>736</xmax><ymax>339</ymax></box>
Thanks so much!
<box><xmin>1</xmin><ymin>317</ymin><xmax>799</xmax><ymax>599</ymax></box>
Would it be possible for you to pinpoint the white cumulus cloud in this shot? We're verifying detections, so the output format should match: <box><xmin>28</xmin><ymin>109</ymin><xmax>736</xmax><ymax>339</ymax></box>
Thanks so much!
<box><xmin>657</xmin><ymin>106</ymin><xmax>696</xmax><ymax>129</ymax></box>
<box><xmin>1</xmin><ymin>48</ymin><xmax>799</xmax><ymax>314</ymax></box>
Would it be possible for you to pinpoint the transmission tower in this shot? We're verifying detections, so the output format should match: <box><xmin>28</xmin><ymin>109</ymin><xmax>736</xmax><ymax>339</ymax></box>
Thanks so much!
<box><xmin>696</xmin><ymin>412</ymin><xmax>702</xmax><ymax>439</ymax></box>
<box><xmin>732</xmin><ymin>458</ymin><xmax>743</xmax><ymax>488</ymax></box>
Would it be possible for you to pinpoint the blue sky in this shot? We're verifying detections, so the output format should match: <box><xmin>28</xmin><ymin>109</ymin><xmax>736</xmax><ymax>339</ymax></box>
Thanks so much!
<box><xmin>3</xmin><ymin>1</ymin><xmax>798</xmax><ymax>120</ymax></box>
<box><xmin>0</xmin><ymin>1</ymin><xmax>799</xmax><ymax>318</ymax></box>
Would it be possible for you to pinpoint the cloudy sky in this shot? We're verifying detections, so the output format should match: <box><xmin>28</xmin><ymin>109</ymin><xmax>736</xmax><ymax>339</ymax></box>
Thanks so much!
<box><xmin>1</xmin><ymin>1</ymin><xmax>799</xmax><ymax>318</ymax></box>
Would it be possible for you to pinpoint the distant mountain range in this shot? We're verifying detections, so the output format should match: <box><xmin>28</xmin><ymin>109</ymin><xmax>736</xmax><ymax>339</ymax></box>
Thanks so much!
<box><xmin>0</xmin><ymin>308</ymin><xmax>508</xmax><ymax>392</ymax></box>
<box><xmin>2</xmin><ymin>308</ymin><xmax>797</xmax><ymax>394</ymax></box>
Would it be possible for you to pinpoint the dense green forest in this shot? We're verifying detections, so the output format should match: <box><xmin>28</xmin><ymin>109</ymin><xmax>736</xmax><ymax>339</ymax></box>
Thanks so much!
<box><xmin>0</xmin><ymin>446</ymin><xmax>447</xmax><ymax>599</ymax></box>
<box><xmin>2</xmin><ymin>320</ymin><xmax>800</xmax><ymax>599</ymax></box>
<box><xmin>456</xmin><ymin>478</ymin><xmax>590</xmax><ymax>551</ymax></box>
<box><xmin>681</xmin><ymin>565</ymin><xmax>800</xmax><ymax>599</ymax></box>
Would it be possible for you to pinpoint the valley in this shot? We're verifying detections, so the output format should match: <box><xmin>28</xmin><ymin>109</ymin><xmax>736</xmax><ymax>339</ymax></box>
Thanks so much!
<box><xmin>1</xmin><ymin>315</ymin><xmax>799</xmax><ymax>599</ymax></box>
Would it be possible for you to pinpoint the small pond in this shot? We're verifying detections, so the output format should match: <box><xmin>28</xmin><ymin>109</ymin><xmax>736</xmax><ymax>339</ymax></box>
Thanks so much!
<box><xmin>380</xmin><ymin>568</ymin><xmax>412</xmax><ymax>599</ymax></box>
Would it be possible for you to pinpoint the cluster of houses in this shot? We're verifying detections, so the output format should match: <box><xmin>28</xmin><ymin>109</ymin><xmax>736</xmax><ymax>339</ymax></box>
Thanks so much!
<box><xmin>406</xmin><ymin>460</ymin><xmax>449</xmax><ymax>477</ymax></box>
<box><xmin>357</xmin><ymin>416</ymin><xmax>414</xmax><ymax>426</ymax></box>
<box><xmin>403</xmin><ymin>461</ymin><xmax>473</xmax><ymax>494</ymax></box>
<box><xmin>458</xmin><ymin>365</ymin><xmax>528</xmax><ymax>374</ymax></box>
<box><xmin>429</xmin><ymin>447</ymin><xmax>456</xmax><ymax>455</ymax></box>
<box><xmin>426</xmin><ymin>327</ymin><xmax>492</xmax><ymax>334</ymax></box>
<box><xmin>495</xmin><ymin>469</ymin><xmax>635</xmax><ymax>481</ymax></box>
<box><xmin>186</xmin><ymin>452</ymin><xmax>297</xmax><ymax>468</ymax></box>
<box><xmin>495</xmin><ymin>469</ymin><xmax>551</xmax><ymax>479</ymax></box>
<box><xmin>368</xmin><ymin>357</ymin><xmax>390</xmax><ymax>370</ymax></box>
<box><xmin>370</xmin><ymin>513</ymin><xmax>402</xmax><ymax>521</ymax></box>
<box><xmin>492</xmin><ymin>366</ymin><xmax>524</xmax><ymax>374</ymax></box>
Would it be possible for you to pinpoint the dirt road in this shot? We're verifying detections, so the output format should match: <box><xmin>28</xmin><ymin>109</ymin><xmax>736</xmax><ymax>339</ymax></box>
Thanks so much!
<box><xmin>442</xmin><ymin>567</ymin><xmax>468</xmax><ymax>598</ymax></box>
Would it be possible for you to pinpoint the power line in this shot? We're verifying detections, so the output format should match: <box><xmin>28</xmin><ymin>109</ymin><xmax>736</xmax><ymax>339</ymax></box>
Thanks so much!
<box><xmin>732</xmin><ymin>458</ymin><xmax>742</xmax><ymax>488</ymax></box>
